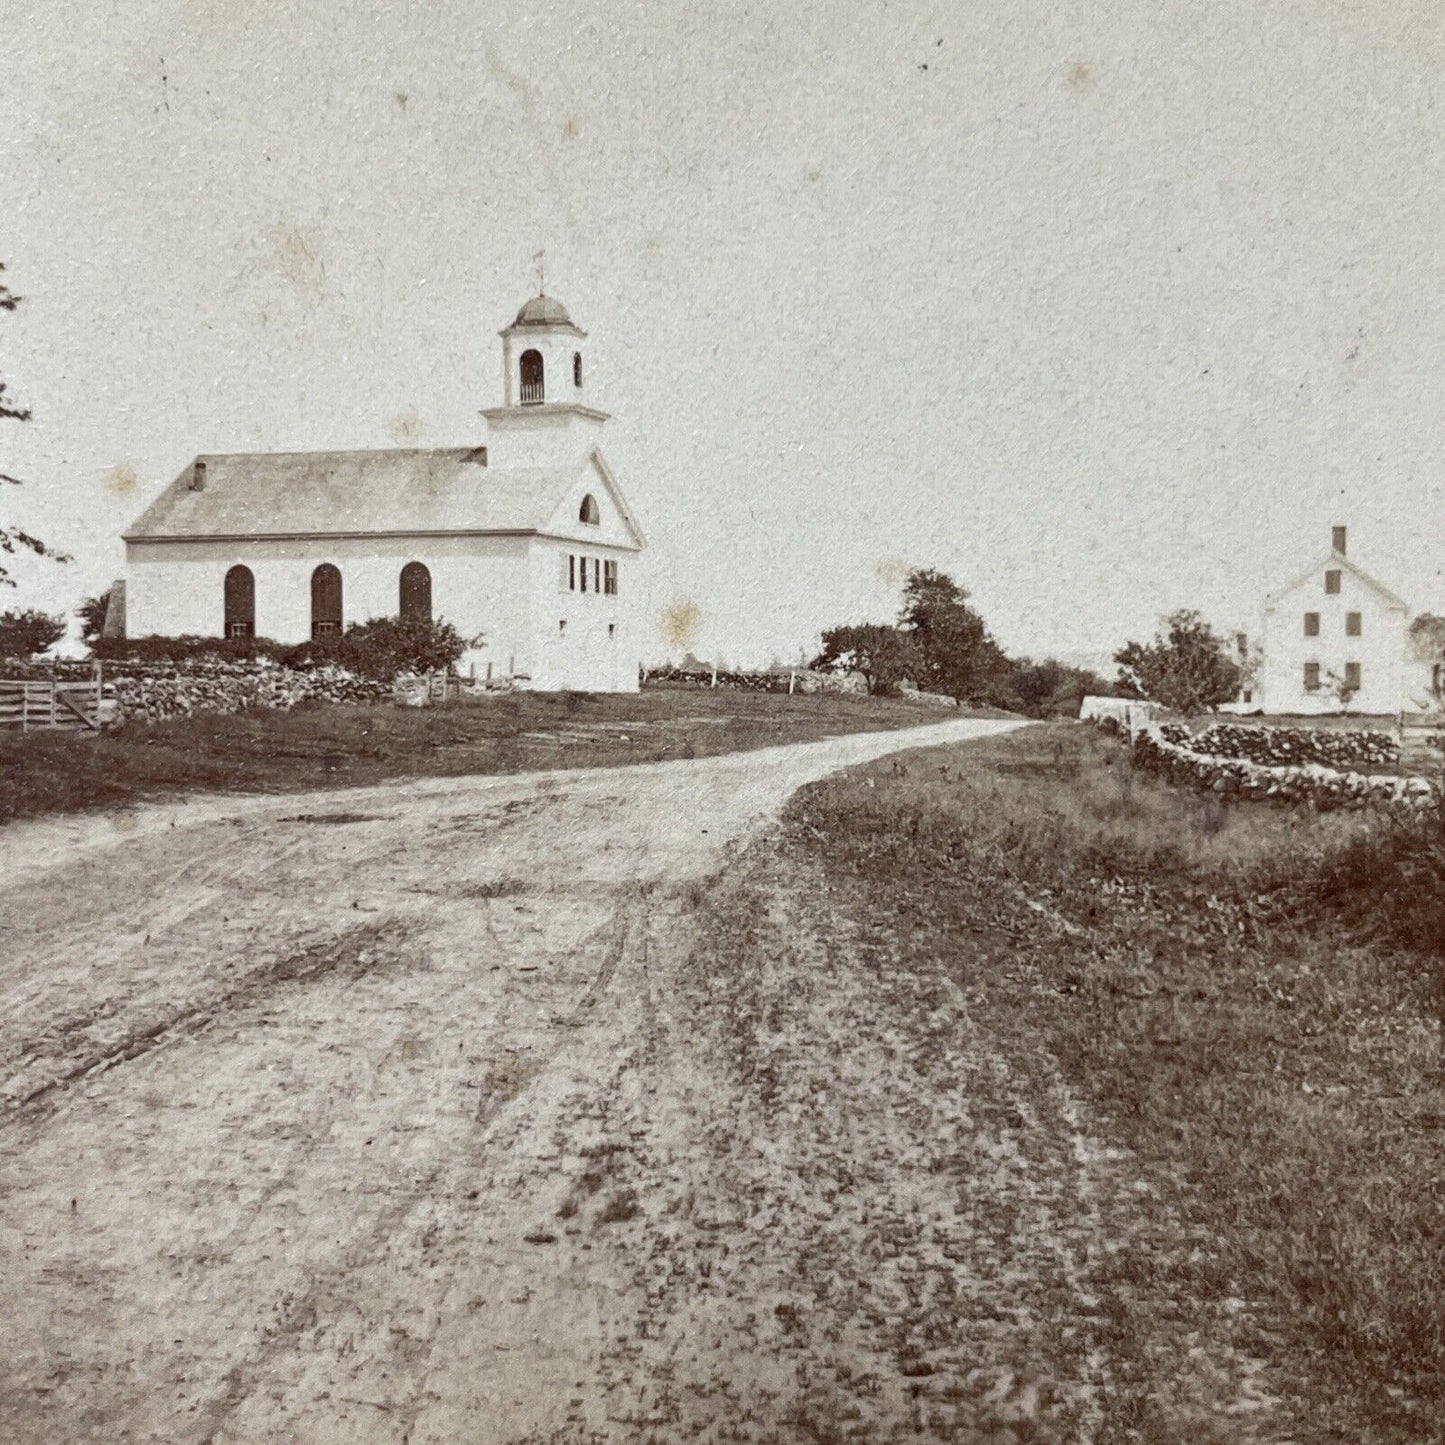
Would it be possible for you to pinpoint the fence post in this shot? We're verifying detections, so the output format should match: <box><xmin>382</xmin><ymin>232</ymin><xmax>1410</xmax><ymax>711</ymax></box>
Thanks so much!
<box><xmin>49</xmin><ymin>677</ymin><xmax>57</xmax><ymax>728</ymax></box>
<box><xmin>788</xmin><ymin>670</ymin><xmax>796</xmax><ymax>695</ymax></box>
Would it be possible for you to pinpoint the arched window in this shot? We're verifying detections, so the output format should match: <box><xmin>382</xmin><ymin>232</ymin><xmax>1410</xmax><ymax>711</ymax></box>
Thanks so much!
<box><xmin>311</xmin><ymin>563</ymin><xmax>342</xmax><ymax>638</ymax></box>
<box><xmin>520</xmin><ymin>349</ymin><xmax>544</xmax><ymax>404</ymax></box>
<box><xmin>400</xmin><ymin>561</ymin><xmax>432</xmax><ymax>623</ymax></box>
<box><xmin>224</xmin><ymin>564</ymin><xmax>255</xmax><ymax>638</ymax></box>
<box><xmin>573</xmin><ymin>351</ymin><xmax>583</xmax><ymax>388</ymax></box>
<box><xmin>579</xmin><ymin>493</ymin><xmax>600</xmax><ymax>525</ymax></box>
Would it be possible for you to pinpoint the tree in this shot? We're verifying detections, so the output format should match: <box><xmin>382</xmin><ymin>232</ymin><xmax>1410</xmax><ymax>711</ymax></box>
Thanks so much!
<box><xmin>0</xmin><ymin>607</ymin><xmax>66</xmax><ymax>658</ymax></box>
<box><xmin>2</xmin><ymin>264</ymin><xmax>68</xmax><ymax>586</ymax></box>
<box><xmin>1321</xmin><ymin>667</ymin><xmax>1359</xmax><ymax>713</ymax></box>
<box><xmin>77</xmin><ymin>588</ymin><xmax>111</xmax><ymax>646</ymax></box>
<box><xmin>1114</xmin><ymin>609</ymin><xmax>1242</xmax><ymax>714</ymax></box>
<box><xmin>899</xmin><ymin>568</ymin><xmax>1009</xmax><ymax>704</ymax></box>
<box><xmin>1008</xmin><ymin>657</ymin><xmax>1114</xmax><ymax>718</ymax></box>
<box><xmin>812</xmin><ymin>623</ymin><xmax>921</xmax><ymax>696</ymax></box>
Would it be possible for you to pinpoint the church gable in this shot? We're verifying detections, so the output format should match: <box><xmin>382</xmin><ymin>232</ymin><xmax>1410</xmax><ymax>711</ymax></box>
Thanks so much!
<box><xmin>541</xmin><ymin>451</ymin><xmax>645</xmax><ymax>551</ymax></box>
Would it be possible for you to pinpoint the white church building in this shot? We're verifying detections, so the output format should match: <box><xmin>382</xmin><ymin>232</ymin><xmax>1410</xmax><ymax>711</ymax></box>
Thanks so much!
<box><xmin>121</xmin><ymin>293</ymin><xmax>647</xmax><ymax>692</ymax></box>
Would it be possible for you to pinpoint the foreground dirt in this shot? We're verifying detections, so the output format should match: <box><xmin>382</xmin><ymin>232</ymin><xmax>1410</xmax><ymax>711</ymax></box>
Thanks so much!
<box><xmin>1</xmin><ymin>718</ymin><xmax>1279</xmax><ymax>1442</ymax></box>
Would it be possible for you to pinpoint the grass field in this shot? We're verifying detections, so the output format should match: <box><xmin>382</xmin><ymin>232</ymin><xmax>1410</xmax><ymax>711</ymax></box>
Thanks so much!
<box><xmin>0</xmin><ymin>687</ymin><xmax>991</xmax><ymax>826</ymax></box>
<box><xmin>788</xmin><ymin>724</ymin><xmax>1445</xmax><ymax>1439</ymax></box>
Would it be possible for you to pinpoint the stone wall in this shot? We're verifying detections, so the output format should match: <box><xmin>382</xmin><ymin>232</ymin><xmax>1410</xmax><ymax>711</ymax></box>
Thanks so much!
<box><xmin>1131</xmin><ymin>723</ymin><xmax>1434</xmax><ymax>810</ymax></box>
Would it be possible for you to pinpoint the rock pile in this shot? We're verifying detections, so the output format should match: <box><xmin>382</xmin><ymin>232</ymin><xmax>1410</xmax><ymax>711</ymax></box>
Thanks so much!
<box><xmin>1133</xmin><ymin>725</ymin><xmax>1434</xmax><ymax>811</ymax></box>
<box><xmin>1189</xmin><ymin>722</ymin><xmax>1398</xmax><ymax>771</ymax></box>
<box><xmin>108</xmin><ymin>660</ymin><xmax>388</xmax><ymax>723</ymax></box>
<box><xmin>644</xmin><ymin>666</ymin><xmax>866</xmax><ymax>694</ymax></box>
<box><xmin>0</xmin><ymin>656</ymin><xmax>389</xmax><ymax>724</ymax></box>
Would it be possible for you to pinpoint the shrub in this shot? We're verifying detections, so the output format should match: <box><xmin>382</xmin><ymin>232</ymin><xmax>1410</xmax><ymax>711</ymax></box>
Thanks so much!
<box><xmin>94</xmin><ymin>617</ymin><xmax>465</xmax><ymax>683</ymax></box>
<box><xmin>0</xmin><ymin>607</ymin><xmax>66</xmax><ymax>658</ymax></box>
<box><xmin>333</xmin><ymin>615</ymin><xmax>466</xmax><ymax>681</ymax></box>
<box><xmin>76</xmin><ymin>589</ymin><xmax>111</xmax><ymax>646</ymax></box>
<box><xmin>93</xmin><ymin>633</ymin><xmax>293</xmax><ymax>664</ymax></box>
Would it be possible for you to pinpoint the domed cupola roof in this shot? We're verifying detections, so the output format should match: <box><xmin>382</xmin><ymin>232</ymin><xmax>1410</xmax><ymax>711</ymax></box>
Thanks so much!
<box><xmin>511</xmin><ymin>293</ymin><xmax>574</xmax><ymax>328</ymax></box>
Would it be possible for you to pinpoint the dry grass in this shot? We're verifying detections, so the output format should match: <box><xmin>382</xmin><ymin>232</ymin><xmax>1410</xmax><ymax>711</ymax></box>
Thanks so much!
<box><xmin>788</xmin><ymin>723</ymin><xmax>1445</xmax><ymax>1439</ymax></box>
<box><xmin>0</xmin><ymin>688</ymin><xmax>972</xmax><ymax>826</ymax></box>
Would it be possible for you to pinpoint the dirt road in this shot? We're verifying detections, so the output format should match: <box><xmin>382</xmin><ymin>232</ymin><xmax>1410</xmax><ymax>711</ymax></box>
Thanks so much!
<box><xmin>1</xmin><ymin>716</ymin><xmax>1269</xmax><ymax>1443</ymax></box>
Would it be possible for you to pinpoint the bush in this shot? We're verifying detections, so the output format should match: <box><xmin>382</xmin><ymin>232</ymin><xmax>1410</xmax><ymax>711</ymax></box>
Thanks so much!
<box><xmin>94</xmin><ymin>633</ymin><xmax>294</xmax><ymax>665</ymax></box>
<box><xmin>331</xmin><ymin>615</ymin><xmax>465</xmax><ymax>681</ymax></box>
<box><xmin>94</xmin><ymin>617</ymin><xmax>466</xmax><ymax>683</ymax></box>
<box><xmin>0</xmin><ymin>607</ymin><xmax>66</xmax><ymax>658</ymax></box>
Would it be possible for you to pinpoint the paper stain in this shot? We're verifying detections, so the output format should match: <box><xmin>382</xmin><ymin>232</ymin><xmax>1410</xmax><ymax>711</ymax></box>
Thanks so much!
<box><xmin>393</xmin><ymin>91</ymin><xmax>409</xmax><ymax>112</ymax></box>
<box><xmin>390</xmin><ymin>407</ymin><xmax>423</xmax><ymax>443</ymax></box>
<box><xmin>105</xmin><ymin>463</ymin><xmax>140</xmax><ymax>497</ymax></box>
<box><xmin>562</xmin><ymin>116</ymin><xmax>579</xmax><ymax>140</ymax></box>
<box><xmin>261</xmin><ymin>222</ymin><xmax>327</xmax><ymax>302</ymax></box>
<box><xmin>1065</xmin><ymin>62</ymin><xmax>1096</xmax><ymax>95</ymax></box>
<box><xmin>875</xmin><ymin>557</ymin><xmax>910</xmax><ymax>589</ymax></box>
<box><xmin>659</xmin><ymin>599</ymin><xmax>703</xmax><ymax>651</ymax></box>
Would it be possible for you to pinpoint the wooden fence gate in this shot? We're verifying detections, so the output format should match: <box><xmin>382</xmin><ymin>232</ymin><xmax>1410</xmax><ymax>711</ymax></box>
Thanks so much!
<box><xmin>0</xmin><ymin>666</ymin><xmax>104</xmax><ymax>732</ymax></box>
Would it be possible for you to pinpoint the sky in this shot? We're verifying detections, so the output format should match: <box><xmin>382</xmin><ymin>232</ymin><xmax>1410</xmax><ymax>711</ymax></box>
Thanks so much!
<box><xmin>3</xmin><ymin>0</ymin><xmax>1444</xmax><ymax>669</ymax></box>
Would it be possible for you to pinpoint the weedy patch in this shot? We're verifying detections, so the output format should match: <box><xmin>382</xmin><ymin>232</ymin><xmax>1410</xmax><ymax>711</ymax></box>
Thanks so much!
<box><xmin>594</xmin><ymin>1188</ymin><xmax>641</xmax><ymax>1226</ymax></box>
<box><xmin>786</xmin><ymin>722</ymin><xmax>1445</xmax><ymax>1439</ymax></box>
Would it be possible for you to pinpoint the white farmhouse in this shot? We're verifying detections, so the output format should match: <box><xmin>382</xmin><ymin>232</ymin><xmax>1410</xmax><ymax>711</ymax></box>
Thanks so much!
<box><xmin>121</xmin><ymin>293</ymin><xmax>646</xmax><ymax>692</ymax></box>
<box><xmin>1257</xmin><ymin>527</ymin><xmax>1408</xmax><ymax>715</ymax></box>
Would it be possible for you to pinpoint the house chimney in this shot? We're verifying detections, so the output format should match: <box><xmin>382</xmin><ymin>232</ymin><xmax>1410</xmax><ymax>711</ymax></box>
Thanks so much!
<box><xmin>190</xmin><ymin>459</ymin><xmax>207</xmax><ymax>491</ymax></box>
<box><xmin>1332</xmin><ymin>524</ymin><xmax>1346</xmax><ymax>555</ymax></box>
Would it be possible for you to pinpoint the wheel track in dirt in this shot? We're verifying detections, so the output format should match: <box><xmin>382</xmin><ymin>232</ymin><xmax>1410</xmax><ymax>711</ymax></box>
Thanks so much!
<box><xmin>188</xmin><ymin>892</ymin><xmax>649</xmax><ymax>1445</ymax></box>
<box><xmin>0</xmin><ymin>718</ymin><xmax>1031</xmax><ymax>1444</ymax></box>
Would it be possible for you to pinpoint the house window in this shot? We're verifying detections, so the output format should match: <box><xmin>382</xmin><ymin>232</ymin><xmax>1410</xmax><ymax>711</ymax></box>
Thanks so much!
<box><xmin>573</xmin><ymin>351</ymin><xmax>583</xmax><ymax>388</ymax></box>
<box><xmin>399</xmin><ymin>561</ymin><xmax>432</xmax><ymax>623</ymax></box>
<box><xmin>311</xmin><ymin>563</ymin><xmax>342</xmax><ymax>639</ymax></box>
<box><xmin>579</xmin><ymin>493</ymin><xmax>600</xmax><ymax>525</ymax></box>
<box><xmin>1332</xmin><ymin>526</ymin><xmax>1347</xmax><ymax>555</ymax></box>
<box><xmin>1304</xmin><ymin>661</ymin><xmax>1321</xmax><ymax>691</ymax></box>
<box><xmin>592</xmin><ymin>557</ymin><xmax>601</xmax><ymax>592</ymax></box>
<box><xmin>559</xmin><ymin>619</ymin><xmax>567</xmax><ymax>635</ymax></box>
<box><xmin>567</xmin><ymin>554</ymin><xmax>576</xmax><ymax>591</ymax></box>
<box><xmin>604</xmin><ymin>559</ymin><xmax>618</xmax><ymax>596</ymax></box>
<box><xmin>579</xmin><ymin>555</ymin><xmax>588</xmax><ymax>593</ymax></box>
<box><xmin>608</xmin><ymin>623</ymin><xmax>616</xmax><ymax>639</ymax></box>
<box><xmin>224</xmin><ymin>564</ymin><xmax>255</xmax><ymax>638</ymax></box>
<box><xmin>1304</xmin><ymin>612</ymin><xmax>1320</xmax><ymax>637</ymax></box>
<box><xmin>1325</xmin><ymin>569</ymin><xmax>1342</xmax><ymax>595</ymax></box>
<box><xmin>520</xmin><ymin>349</ymin><xmax>544</xmax><ymax>404</ymax></box>
<box><xmin>1344</xmin><ymin>662</ymin><xmax>1362</xmax><ymax>690</ymax></box>
<box><xmin>1345</xmin><ymin>611</ymin><xmax>1362</xmax><ymax>637</ymax></box>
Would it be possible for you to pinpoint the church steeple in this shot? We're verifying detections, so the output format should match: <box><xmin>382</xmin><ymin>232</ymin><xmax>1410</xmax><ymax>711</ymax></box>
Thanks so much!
<box><xmin>483</xmin><ymin>291</ymin><xmax>610</xmax><ymax>467</ymax></box>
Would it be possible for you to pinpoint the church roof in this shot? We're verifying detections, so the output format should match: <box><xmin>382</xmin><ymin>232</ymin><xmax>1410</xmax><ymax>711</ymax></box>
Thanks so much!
<box><xmin>510</xmin><ymin>293</ymin><xmax>574</xmax><ymax>328</ymax></box>
<box><xmin>123</xmin><ymin>447</ymin><xmax>635</xmax><ymax>544</ymax></box>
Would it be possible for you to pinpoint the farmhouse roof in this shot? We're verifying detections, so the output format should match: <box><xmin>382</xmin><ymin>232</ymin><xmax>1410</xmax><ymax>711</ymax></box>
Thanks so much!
<box><xmin>123</xmin><ymin>446</ymin><xmax>642</xmax><ymax>548</ymax></box>
<box><xmin>1264</xmin><ymin>549</ymin><xmax>1408</xmax><ymax>612</ymax></box>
